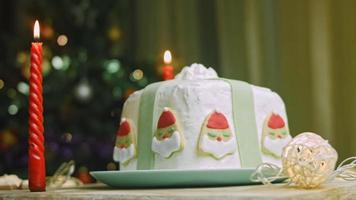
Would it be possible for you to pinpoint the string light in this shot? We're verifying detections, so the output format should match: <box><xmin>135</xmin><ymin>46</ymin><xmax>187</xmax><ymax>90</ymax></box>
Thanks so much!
<box><xmin>57</xmin><ymin>34</ymin><xmax>68</xmax><ymax>46</ymax></box>
<box><xmin>78</xmin><ymin>51</ymin><xmax>88</xmax><ymax>62</ymax></box>
<box><xmin>112</xmin><ymin>87</ymin><xmax>122</xmax><ymax>98</ymax></box>
<box><xmin>104</xmin><ymin>59</ymin><xmax>120</xmax><ymax>74</ymax></box>
<box><xmin>75</xmin><ymin>80</ymin><xmax>92</xmax><ymax>101</ymax></box>
<box><xmin>108</xmin><ymin>26</ymin><xmax>121</xmax><ymax>41</ymax></box>
<box><xmin>62</xmin><ymin>55</ymin><xmax>71</xmax><ymax>70</ymax></box>
<box><xmin>62</xmin><ymin>132</ymin><xmax>72</xmax><ymax>143</ymax></box>
<box><xmin>16</xmin><ymin>52</ymin><xmax>27</xmax><ymax>64</ymax></box>
<box><xmin>52</xmin><ymin>56</ymin><xmax>64</xmax><ymax>70</ymax></box>
<box><xmin>8</xmin><ymin>104</ymin><xmax>18</xmax><ymax>115</ymax></box>
<box><xmin>7</xmin><ymin>89</ymin><xmax>17</xmax><ymax>99</ymax></box>
<box><xmin>106</xmin><ymin>162</ymin><xmax>117</xmax><ymax>170</ymax></box>
<box><xmin>17</xmin><ymin>82</ymin><xmax>29</xmax><ymax>95</ymax></box>
<box><xmin>0</xmin><ymin>79</ymin><xmax>4</xmax><ymax>90</ymax></box>
<box><xmin>42</xmin><ymin>59</ymin><xmax>51</xmax><ymax>75</ymax></box>
<box><xmin>42</xmin><ymin>25</ymin><xmax>54</xmax><ymax>39</ymax></box>
<box><xmin>131</xmin><ymin>69</ymin><xmax>143</xmax><ymax>81</ymax></box>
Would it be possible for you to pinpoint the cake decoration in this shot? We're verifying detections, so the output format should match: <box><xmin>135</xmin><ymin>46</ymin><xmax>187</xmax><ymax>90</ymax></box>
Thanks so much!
<box><xmin>198</xmin><ymin>111</ymin><xmax>237</xmax><ymax>159</ymax></box>
<box><xmin>261</xmin><ymin>113</ymin><xmax>292</xmax><ymax>159</ymax></box>
<box><xmin>224</xmin><ymin>79</ymin><xmax>262</xmax><ymax>167</ymax></box>
<box><xmin>174</xmin><ymin>63</ymin><xmax>218</xmax><ymax>80</ymax></box>
<box><xmin>136</xmin><ymin>82</ymin><xmax>164</xmax><ymax>170</ymax></box>
<box><xmin>117</xmin><ymin>64</ymin><xmax>289</xmax><ymax>171</ymax></box>
<box><xmin>251</xmin><ymin>132</ymin><xmax>356</xmax><ymax>189</ymax></box>
<box><xmin>152</xmin><ymin>107</ymin><xmax>184</xmax><ymax>158</ymax></box>
<box><xmin>113</xmin><ymin>118</ymin><xmax>137</xmax><ymax>165</ymax></box>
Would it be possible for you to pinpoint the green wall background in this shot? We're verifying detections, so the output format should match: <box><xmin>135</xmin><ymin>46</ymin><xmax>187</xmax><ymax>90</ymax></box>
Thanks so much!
<box><xmin>131</xmin><ymin>0</ymin><xmax>356</xmax><ymax>161</ymax></box>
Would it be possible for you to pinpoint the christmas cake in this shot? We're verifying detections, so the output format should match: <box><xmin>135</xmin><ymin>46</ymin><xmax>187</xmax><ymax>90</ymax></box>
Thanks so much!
<box><xmin>113</xmin><ymin>63</ymin><xmax>292</xmax><ymax>170</ymax></box>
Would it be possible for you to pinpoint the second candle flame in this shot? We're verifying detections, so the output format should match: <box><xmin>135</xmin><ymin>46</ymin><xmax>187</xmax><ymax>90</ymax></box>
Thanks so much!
<box><xmin>34</xmin><ymin>20</ymin><xmax>40</xmax><ymax>40</ymax></box>
<box><xmin>163</xmin><ymin>50</ymin><xmax>172</xmax><ymax>64</ymax></box>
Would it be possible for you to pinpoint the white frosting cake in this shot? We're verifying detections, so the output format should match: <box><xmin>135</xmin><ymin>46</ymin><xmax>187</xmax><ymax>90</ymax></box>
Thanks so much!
<box><xmin>114</xmin><ymin>64</ymin><xmax>292</xmax><ymax>170</ymax></box>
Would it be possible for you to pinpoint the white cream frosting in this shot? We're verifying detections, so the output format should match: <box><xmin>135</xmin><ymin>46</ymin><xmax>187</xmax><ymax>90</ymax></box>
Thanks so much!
<box><xmin>174</xmin><ymin>63</ymin><xmax>218</xmax><ymax>80</ymax></box>
<box><xmin>118</xmin><ymin>64</ymin><xmax>289</xmax><ymax>170</ymax></box>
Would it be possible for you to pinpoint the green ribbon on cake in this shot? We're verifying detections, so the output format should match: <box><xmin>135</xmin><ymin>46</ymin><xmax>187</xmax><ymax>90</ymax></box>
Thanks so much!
<box><xmin>136</xmin><ymin>79</ymin><xmax>262</xmax><ymax>170</ymax></box>
<box><xmin>137</xmin><ymin>82</ymin><xmax>163</xmax><ymax>170</ymax></box>
<box><xmin>223</xmin><ymin>79</ymin><xmax>262</xmax><ymax>168</ymax></box>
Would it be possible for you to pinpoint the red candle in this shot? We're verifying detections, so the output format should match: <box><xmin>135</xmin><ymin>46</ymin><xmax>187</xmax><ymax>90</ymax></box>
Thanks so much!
<box><xmin>162</xmin><ymin>50</ymin><xmax>174</xmax><ymax>80</ymax></box>
<box><xmin>28</xmin><ymin>20</ymin><xmax>45</xmax><ymax>192</ymax></box>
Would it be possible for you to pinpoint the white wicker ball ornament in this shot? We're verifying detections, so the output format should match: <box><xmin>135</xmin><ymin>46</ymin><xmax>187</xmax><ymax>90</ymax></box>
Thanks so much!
<box><xmin>251</xmin><ymin>132</ymin><xmax>356</xmax><ymax>189</ymax></box>
<box><xmin>282</xmin><ymin>132</ymin><xmax>338</xmax><ymax>188</ymax></box>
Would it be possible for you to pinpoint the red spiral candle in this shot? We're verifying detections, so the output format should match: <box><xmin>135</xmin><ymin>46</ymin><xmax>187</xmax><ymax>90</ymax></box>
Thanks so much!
<box><xmin>28</xmin><ymin>20</ymin><xmax>46</xmax><ymax>192</ymax></box>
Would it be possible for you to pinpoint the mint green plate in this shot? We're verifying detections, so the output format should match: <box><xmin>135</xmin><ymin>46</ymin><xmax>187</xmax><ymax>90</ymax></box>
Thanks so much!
<box><xmin>90</xmin><ymin>169</ymin><xmax>285</xmax><ymax>188</ymax></box>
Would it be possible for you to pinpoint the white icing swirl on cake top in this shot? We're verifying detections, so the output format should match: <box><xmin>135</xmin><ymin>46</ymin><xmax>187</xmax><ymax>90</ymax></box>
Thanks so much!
<box><xmin>174</xmin><ymin>63</ymin><xmax>218</xmax><ymax>80</ymax></box>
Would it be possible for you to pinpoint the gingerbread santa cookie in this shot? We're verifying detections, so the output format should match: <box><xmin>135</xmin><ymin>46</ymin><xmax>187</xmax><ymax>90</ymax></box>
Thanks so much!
<box><xmin>198</xmin><ymin>111</ymin><xmax>237</xmax><ymax>159</ymax></box>
<box><xmin>113</xmin><ymin>118</ymin><xmax>137</xmax><ymax>165</ymax></box>
<box><xmin>152</xmin><ymin>107</ymin><xmax>184</xmax><ymax>158</ymax></box>
<box><xmin>261</xmin><ymin>113</ymin><xmax>292</xmax><ymax>159</ymax></box>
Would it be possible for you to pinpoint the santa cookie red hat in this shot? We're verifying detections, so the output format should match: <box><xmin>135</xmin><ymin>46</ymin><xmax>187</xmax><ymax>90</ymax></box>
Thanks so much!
<box><xmin>157</xmin><ymin>108</ymin><xmax>176</xmax><ymax>128</ymax></box>
<box><xmin>207</xmin><ymin>111</ymin><xmax>229</xmax><ymax>129</ymax></box>
<box><xmin>116</xmin><ymin>118</ymin><xmax>131</xmax><ymax>136</ymax></box>
<box><xmin>268</xmin><ymin>113</ymin><xmax>285</xmax><ymax>129</ymax></box>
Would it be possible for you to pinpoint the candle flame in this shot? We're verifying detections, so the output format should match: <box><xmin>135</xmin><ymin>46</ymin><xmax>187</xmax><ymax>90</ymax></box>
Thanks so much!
<box><xmin>34</xmin><ymin>20</ymin><xmax>40</xmax><ymax>39</ymax></box>
<box><xmin>163</xmin><ymin>50</ymin><xmax>172</xmax><ymax>64</ymax></box>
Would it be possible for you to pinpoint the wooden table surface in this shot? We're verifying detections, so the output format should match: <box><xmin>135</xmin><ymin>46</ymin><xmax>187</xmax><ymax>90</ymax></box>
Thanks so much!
<box><xmin>1</xmin><ymin>179</ymin><xmax>355</xmax><ymax>200</ymax></box>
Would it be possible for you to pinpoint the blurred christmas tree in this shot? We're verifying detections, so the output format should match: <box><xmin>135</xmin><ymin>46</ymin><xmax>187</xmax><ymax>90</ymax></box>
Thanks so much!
<box><xmin>0</xmin><ymin>0</ymin><xmax>158</xmax><ymax>180</ymax></box>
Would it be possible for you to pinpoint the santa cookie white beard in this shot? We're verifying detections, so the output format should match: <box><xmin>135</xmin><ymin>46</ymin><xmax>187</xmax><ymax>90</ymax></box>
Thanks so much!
<box><xmin>152</xmin><ymin>131</ymin><xmax>181</xmax><ymax>158</ymax></box>
<box><xmin>263</xmin><ymin>135</ymin><xmax>291</xmax><ymax>158</ymax></box>
<box><xmin>200</xmin><ymin>134</ymin><xmax>236</xmax><ymax>159</ymax></box>
<box><xmin>113</xmin><ymin>144</ymin><xmax>136</xmax><ymax>164</ymax></box>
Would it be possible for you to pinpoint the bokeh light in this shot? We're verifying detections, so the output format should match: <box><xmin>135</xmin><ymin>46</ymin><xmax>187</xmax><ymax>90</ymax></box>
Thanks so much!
<box><xmin>52</xmin><ymin>56</ymin><xmax>64</xmax><ymax>70</ymax></box>
<box><xmin>62</xmin><ymin>132</ymin><xmax>73</xmax><ymax>143</ymax></box>
<box><xmin>8</xmin><ymin>105</ymin><xmax>18</xmax><ymax>115</ymax></box>
<box><xmin>16</xmin><ymin>52</ymin><xmax>27</xmax><ymax>64</ymax></box>
<box><xmin>0</xmin><ymin>79</ymin><xmax>4</xmax><ymax>90</ymax></box>
<box><xmin>104</xmin><ymin>59</ymin><xmax>121</xmax><ymax>74</ymax></box>
<box><xmin>17</xmin><ymin>82</ymin><xmax>29</xmax><ymax>95</ymax></box>
<box><xmin>62</xmin><ymin>55</ymin><xmax>71</xmax><ymax>70</ymax></box>
<box><xmin>57</xmin><ymin>34</ymin><xmax>68</xmax><ymax>46</ymax></box>
<box><xmin>78</xmin><ymin>51</ymin><xmax>88</xmax><ymax>62</ymax></box>
<box><xmin>42</xmin><ymin>58</ymin><xmax>51</xmax><ymax>75</ymax></box>
<box><xmin>131</xmin><ymin>69</ymin><xmax>143</xmax><ymax>81</ymax></box>
<box><xmin>0</xmin><ymin>129</ymin><xmax>18</xmax><ymax>151</ymax></box>
<box><xmin>42</xmin><ymin>25</ymin><xmax>54</xmax><ymax>39</ymax></box>
<box><xmin>108</xmin><ymin>26</ymin><xmax>121</xmax><ymax>41</ymax></box>
<box><xmin>112</xmin><ymin>87</ymin><xmax>122</xmax><ymax>98</ymax></box>
<box><xmin>106</xmin><ymin>162</ymin><xmax>117</xmax><ymax>170</ymax></box>
<box><xmin>7</xmin><ymin>89</ymin><xmax>17</xmax><ymax>99</ymax></box>
<box><xmin>75</xmin><ymin>81</ymin><xmax>92</xmax><ymax>101</ymax></box>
